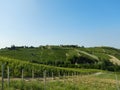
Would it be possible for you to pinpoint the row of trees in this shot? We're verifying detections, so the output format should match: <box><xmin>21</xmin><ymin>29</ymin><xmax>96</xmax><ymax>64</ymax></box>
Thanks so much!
<box><xmin>3</xmin><ymin>45</ymin><xmax>85</xmax><ymax>50</ymax></box>
<box><xmin>5</xmin><ymin>45</ymin><xmax>35</xmax><ymax>50</ymax></box>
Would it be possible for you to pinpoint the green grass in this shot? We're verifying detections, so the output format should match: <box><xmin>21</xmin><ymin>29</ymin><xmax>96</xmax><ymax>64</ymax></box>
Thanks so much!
<box><xmin>94</xmin><ymin>71</ymin><xmax>120</xmax><ymax>80</ymax></box>
<box><xmin>1</xmin><ymin>71</ymin><xmax>118</xmax><ymax>90</ymax></box>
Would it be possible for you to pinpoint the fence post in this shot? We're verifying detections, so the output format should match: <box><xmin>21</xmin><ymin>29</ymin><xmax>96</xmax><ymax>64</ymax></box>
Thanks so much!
<box><xmin>44</xmin><ymin>70</ymin><xmax>46</xmax><ymax>90</ymax></box>
<box><xmin>52</xmin><ymin>72</ymin><xmax>54</xmax><ymax>80</ymax></box>
<box><xmin>1</xmin><ymin>64</ymin><xmax>4</xmax><ymax>90</ymax></box>
<box><xmin>32</xmin><ymin>69</ymin><xmax>34</xmax><ymax>79</ymax></box>
<box><xmin>59</xmin><ymin>72</ymin><xmax>60</xmax><ymax>79</ymax></box>
<box><xmin>115</xmin><ymin>72</ymin><xmax>119</xmax><ymax>90</ymax></box>
<box><xmin>64</xmin><ymin>73</ymin><xmax>66</xmax><ymax>79</ymax></box>
<box><xmin>72</xmin><ymin>73</ymin><xmax>74</xmax><ymax>77</ymax></box>
<box><xmin>22</xmin><ymin>69</ymin><xmax>24</xmax><ymax>80</ymax></box>
<box><xmin>7</xmin><ymin>66</ymin><xmax>10</xmax><ymax>88</ymax></box>
<box><xmin>21</xmin><ymin>69</ymin><xmax>24</xmax><ymax>90</ymax></box>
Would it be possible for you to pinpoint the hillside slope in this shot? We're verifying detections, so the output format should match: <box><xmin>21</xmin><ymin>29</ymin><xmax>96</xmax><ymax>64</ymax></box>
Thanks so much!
<box><xmin>0</xmin><ymin>45</ymin><xmax>120</xmax><ymax>71</ymax></box>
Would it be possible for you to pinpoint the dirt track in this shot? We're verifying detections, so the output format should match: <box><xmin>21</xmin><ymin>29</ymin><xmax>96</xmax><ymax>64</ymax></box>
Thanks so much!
<box><xmin>109</xmin><ymin>55</ymin><xmax>120</xmax><ymax>65</ymax></box>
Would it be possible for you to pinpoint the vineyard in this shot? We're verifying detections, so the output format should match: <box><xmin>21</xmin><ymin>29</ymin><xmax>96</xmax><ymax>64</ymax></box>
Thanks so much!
<box><xmin>0</xmin><ymin>56</ymin><xmax>101</xmax><ymax>90</ymax></box>
<box><xmin>0</xmin><ymin>58</ymin><xmax>119</xmax><ymax>90</ymax></box>
<box><xmin>0</xmin><ymin>69</ymin><xmax>119</xmax><ymax>90</ymax></box>
<box><xmin>0</xmin><ymin>45</ymin><xmax>120</xmax><ymax>90</ymax></box>
<box><xmin>0</xmin><ymin>0</ymin><xmax>119</xmax><ymax>89</ymax></box>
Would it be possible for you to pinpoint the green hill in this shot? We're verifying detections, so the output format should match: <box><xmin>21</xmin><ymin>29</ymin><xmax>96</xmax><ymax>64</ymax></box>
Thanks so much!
<box><xmin>0</xmin><ymin>45</ymin><xmax>120</xmax><ymax>72</ymax></box>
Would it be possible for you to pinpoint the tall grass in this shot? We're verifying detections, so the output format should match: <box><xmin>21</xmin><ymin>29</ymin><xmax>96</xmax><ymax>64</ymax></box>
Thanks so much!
<box><xmin>0</xmin><ymin>71</ymin><xmax>119</xmax><ymax>90</ymax></box>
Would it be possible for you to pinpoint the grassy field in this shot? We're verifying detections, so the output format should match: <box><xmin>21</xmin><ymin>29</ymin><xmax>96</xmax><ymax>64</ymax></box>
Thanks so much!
<box><xmin>0</xmin><ymin>71</ymin><xmax>119</xmax><ymax>90</ymax></box>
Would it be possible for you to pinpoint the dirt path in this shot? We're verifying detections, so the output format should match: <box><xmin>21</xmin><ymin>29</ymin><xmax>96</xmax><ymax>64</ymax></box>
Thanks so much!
<box><xmin>108</xmin><ymin>55</ymin><xmax>120</xmax><ymax>65</ymax></box>
<box><xmin>75</xmin><ymin>49</ymin><xmax>99</xmax><ymax>60</ymax></box>
<box><xmin>93</xmin><ymin>72</ymin><xmax>103</xmax><ymax>76</ymax></box>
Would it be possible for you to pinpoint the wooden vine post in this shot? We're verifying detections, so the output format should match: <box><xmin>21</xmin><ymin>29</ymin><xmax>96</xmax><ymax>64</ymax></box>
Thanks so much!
<box><xmin>44</xmin><ymin>70</ymin><xmax>47</xmax><ymax>90</ymax></box>
<box><xmin>1</xmin><ymin>64</ymin><xmax>4</xmax><ymax>90</ymax></box>
<box><xmin>7</xmin><ymin>66</ymin><xmax>10</xmax><ymax>88</ymax></box>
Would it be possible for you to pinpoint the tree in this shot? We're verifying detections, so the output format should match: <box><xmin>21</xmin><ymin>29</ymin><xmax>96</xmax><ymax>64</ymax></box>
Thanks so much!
<box><xmin>10</xmin><ymin>45</ymin><xmax>16</xmax><ymax>50</ymax></box>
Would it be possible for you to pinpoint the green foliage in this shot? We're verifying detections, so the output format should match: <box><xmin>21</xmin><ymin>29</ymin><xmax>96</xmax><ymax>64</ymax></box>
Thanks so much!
<box><xmin>0</xmin><ymin>56</ymin><xmax>100</xmax><ymax>77</ymax></box>
<box><xmin>0</xmin><ymin>45</ymin><xmax>120</xmax><ymax>71</ymax></box>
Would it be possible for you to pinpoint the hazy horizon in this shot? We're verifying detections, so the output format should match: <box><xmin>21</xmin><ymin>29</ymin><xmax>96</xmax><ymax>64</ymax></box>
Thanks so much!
<box><xmin>0</xmin><ymin>0</ymin><xmax>120</xmax><ymax>48</ymax></box>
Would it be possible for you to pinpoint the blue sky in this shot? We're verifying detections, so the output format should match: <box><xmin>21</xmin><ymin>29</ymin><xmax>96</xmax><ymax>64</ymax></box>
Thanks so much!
<box><xmin>0</xmin><ymin>0</ymin><xmax>120</xmax><ymax>48</ymax></box>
